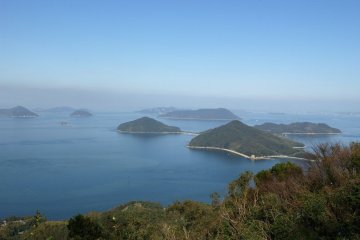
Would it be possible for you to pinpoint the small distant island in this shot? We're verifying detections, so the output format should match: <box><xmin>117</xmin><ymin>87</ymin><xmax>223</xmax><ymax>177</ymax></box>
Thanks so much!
<box><xmin>0</xmin><ymin>106</ymin><xmax>38</xmax><ymax>118</ymax></box>
<box><xmin>117</xmin><ymin>117</ymin><xmax>182</xmax><ymax>134</ymax></box>
<box><xmin>70</xmin><ymin>110</ymin><xmax>93</xmax><ymax>117</ymax></box>
<box><xmin>189</xmin><ymin>120</ymin><xmax>305</xmax><ymax>159</ymax></box>
<box><xmin>159</xmin><ymin>108</ymin><xmax>240</xmax><ymax>120</ymax></box>
<box><xmin>254</xmin><ymin>122</ymin><xmax>341</xmax><ymax>135</ymax></box>
<box><xmin>42</xmin><ymin>106</ymin><xmax>75</xmax><ymax>113</ymax></box>
<box><xmin>137</xmin><ymin>107</ymin><xmax>179</xmax><ymax>115</ymax></box>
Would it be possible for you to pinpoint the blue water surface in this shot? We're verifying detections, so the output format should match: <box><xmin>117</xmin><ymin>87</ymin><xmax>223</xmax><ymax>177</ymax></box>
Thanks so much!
<box><xmin>0</xmin><ymin>111</ymin><xmax>359</xmax><ymax>219</ymax></box>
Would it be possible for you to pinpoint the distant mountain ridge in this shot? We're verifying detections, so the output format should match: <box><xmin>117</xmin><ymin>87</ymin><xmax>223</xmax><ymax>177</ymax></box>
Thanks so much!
<box><xmin>117</xmin><ymin>117</ymin><xmax>181</xmax><ymax>133</ymax></box>
<box><xmin>160</xmin><ymin>108</ymin><xmax>239</xmax><ymax>120</ymax></box>
<box><xmin>189</xmin><ymin>120</ymin><xmax>305</xmax><ymax>158</ymax></box>
<box><xmin>255</xmin><ymin>122</ymin><xmax>341</xmax><ymax>134</ymax></box>
<box><xmin>0</xmin><ymin>106</ymin><xmax>38</xmax><ymax>118</ymax></box>
<box><xmin>42</xmin><ymin>107</ymin><xmax>75</xmax><ymax>113</ymax></box>
<box><xmin>137</xmin><ymin>107</ymin><xmax>179</xmax><ymax>115</ymax></box>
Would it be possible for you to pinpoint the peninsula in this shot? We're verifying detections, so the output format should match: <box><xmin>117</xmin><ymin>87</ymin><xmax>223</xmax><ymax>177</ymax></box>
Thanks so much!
<box><xmin>254</xmin><ymin>122</ymin><xmax>341</xmax><ymax>135</ymax></box>
<box><xmin>117</xmin><ymin>117</ymin><xmax>182</xmax><ymax>134</ymax></box>
<box><xmin>70</xmin><ymin>110</ymin><xmax>93</xmax><ymax>117</ymax></box>
<box><xmin>0</xmin><ymin>106</ymin><xmax>38</xmax><ymax>118</ymax></box>
<box><xmin>159</xmin><ymin>108</ymin><xmax>240</xmax><ymax>120</ymax></box>
<box><xmin>189</xmin><ymin>120</ymin><xmax>305</xmax><ymax>159</ymax></box>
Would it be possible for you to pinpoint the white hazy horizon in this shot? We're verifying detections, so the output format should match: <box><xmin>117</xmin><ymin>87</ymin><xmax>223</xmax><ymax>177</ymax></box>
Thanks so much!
<box><xmin>1</xmin><ymin>84</ymin><xmax>359</xmax><ymax>113</ymax></box>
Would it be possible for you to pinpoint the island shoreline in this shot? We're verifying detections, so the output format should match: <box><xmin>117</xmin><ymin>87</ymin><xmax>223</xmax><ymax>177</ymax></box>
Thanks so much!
<box><xmin>282</xmin><ymin>132</ymin><xmax>341</xmax><ymax>135</ymax></box>
<box><xmin>117</xmin><ymin>130</ymin><xmax>199</xmax><ymax>136</ymax></box>
<box><xmin>187</xmin><ymin>145</ymin><xmax>310</xmax><ymax>161</ymax></box>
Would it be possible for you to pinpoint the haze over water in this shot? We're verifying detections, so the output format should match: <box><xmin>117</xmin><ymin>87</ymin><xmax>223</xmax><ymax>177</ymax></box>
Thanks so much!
<box><xmin>1</xmin><ymin>1</ymin><xmax>360</xmax><ymax>112</ymax></box>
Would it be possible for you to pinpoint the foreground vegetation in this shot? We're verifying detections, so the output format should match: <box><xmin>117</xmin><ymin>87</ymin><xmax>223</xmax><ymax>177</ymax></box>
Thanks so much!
<box><xmin>1</xmin><ymin>143</ymin><xmax>359</xmax><ymax>240</ymax></box>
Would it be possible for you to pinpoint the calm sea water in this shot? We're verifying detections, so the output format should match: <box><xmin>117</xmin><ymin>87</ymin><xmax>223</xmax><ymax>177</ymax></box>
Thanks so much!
<box><xmin>1</xmin><ymin>111</ymin><xmax>359</xmax><ymax>220</ymax></box>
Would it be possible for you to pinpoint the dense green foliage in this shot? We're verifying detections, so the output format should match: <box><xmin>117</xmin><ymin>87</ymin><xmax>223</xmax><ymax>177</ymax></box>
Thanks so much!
<box><xmin>117</xmin><ymin>117</ymin><xmax>181</xmax><ymax>133</ymax></box>
<box><xmin>190</xmin><ymin>120</ymin><xmax>305</xmax><ymax>157</ymax></box>
<box><xmin>160</xmin><ymin>108</ymin><xmax>239</xmax><ymax>120</ymax></box>
<box><xmin>254</xmin><ymin>122</ymin><xmax>341</xmax><ymax>134</ymax></box>
<box><xmin>67</xmin><ymin>215</ymin><xmax>104</xmax><ymax>240</ymax></box>
<box><xmin>1</xmin><ymin>143</ymin><xmax>360</xmax><ymax>239</ymax></box>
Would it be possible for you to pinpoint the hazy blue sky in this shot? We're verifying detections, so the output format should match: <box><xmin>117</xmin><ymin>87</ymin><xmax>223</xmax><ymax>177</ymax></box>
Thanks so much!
<box><xmin>1</xmin><ymin>0</ymin><xmax>359</xmax><ymax>111</ymax></box>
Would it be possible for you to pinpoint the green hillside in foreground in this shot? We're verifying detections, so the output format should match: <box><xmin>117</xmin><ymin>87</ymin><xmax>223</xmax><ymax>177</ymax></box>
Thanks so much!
<box><xmin>1</xmin><ymin>143</ymin><xmax>360</xmax><ymax>239</ymax></box>
<box><xmin>255</xmin><ymin>122</ymin><xmax>342</xmax><ymax>134</ymax></box>
<box><xmin>117</xmin><ymin>117</ymin><xmax>181</xmax><ymax>133</ymax></box>
<box><xmin>159</xmin><ymin>108</ymin><xmax>239</xmax><ymax>120</ymax></box>
<box><xmin>189</xmin><ymin>120</ymin><xmax>305</xmax><ymax>157</ymax></box>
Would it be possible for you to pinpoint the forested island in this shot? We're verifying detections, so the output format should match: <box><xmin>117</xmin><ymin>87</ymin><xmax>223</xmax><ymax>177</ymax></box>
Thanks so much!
<box><xmin>117</xmin><ymin>117</ymin><xmax>182</xmax><ymax>133</ymax></box>
<box><xmin>189</xmin><ymin>120</ymin><xmax>305</xmax><ymax>159</ymax></box>
<box><xmin>159</xmin><ymin>108</ymin><xmax>240</xmax><ymax>120</ymax></box>
<box><xmin>70</xmin><ymin>110</ymin><xmax>93</xmax><ymax>117</ymax></box>
<box><xmin>1</xmin><ymin>143</ymin><xmax>359</xmax><ymax>239</ymax></box>
<box><xmin>254</xmin><ymin>122</ymin><xmax>341</xmax><ymax>134</ymax></box>
<box><xmin>0</xmin><ymin>106</ymin><xmax>38</xmax><ymax>118</ymax></box>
